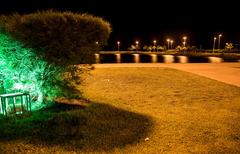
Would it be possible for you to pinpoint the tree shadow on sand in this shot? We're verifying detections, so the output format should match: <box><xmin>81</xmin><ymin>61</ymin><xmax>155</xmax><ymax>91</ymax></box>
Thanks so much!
<box><xmin>0</xmin><ymin>102</ymin><xmax>153</xmax><ymax>152</ymax></box>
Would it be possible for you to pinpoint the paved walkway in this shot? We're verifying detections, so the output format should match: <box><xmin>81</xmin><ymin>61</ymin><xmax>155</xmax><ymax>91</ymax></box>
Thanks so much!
<box><xmin>93</xmin><ymin>63</ymin><xmax>240</xmax><ymax>87</ymax></box>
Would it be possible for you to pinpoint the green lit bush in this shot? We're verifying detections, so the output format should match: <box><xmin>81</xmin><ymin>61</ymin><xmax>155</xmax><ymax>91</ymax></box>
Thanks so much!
<box><xmin>0</xmin><ymin>10</ymin><xmax>111</xmax><ymax>109</ymax></box>
<box><xmin>0</xmin><ymin>33</ymin><xmax>50</xmax><ymax>108</ymax></box>
<box><xmin>1</xmin><ymin>10</ymin><xmax>111</xmax><ymax>66</ymax></box>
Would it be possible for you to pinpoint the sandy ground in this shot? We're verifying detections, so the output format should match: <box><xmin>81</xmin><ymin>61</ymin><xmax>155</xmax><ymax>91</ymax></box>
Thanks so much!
<box><xmin>93</xmin><ymin>63</ymin><xmax>240</xmax><ymax>87</ymax></box>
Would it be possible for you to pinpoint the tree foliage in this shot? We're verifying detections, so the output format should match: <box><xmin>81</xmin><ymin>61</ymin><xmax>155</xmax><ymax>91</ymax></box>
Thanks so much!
<box><xmin>0</xmin><ymin>10</ymin><xmax>111</xmax><ymax>109</ymax></box>
<box><xmin>225</xmin><ymin>43</ymin><xmax>234</xmax><ymax>50</ymax></box>
<box><xmin>1</xmin><ymin>10</ymin><xmax>111</xmax><ymax>66</ymax></box>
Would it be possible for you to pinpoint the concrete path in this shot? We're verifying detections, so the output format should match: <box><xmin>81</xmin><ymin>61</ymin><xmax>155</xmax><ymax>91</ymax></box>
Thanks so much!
<box><xmin>93</xmin><ymin>63</ymin><xmax>240</xmax><ymax>87</ymax></box>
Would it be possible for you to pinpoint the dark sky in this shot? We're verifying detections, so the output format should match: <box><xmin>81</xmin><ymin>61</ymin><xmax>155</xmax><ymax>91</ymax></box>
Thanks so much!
<box><xmin>0</xmin><ymin>0</ymin><xmax>239</xmax><ymax>50</ymax></box>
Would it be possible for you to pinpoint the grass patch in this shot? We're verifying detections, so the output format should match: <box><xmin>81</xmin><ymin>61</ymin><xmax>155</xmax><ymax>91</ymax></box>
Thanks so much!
<box><xmin>0</xmin><ymin>102</ymin><xmax>152</xmax><ymax>154</ymax></box>
<box><xmin>1</xmin><ymin>67</ymin><xmax>240</xmax><ymax>153</ymax></box>
<box><xmin>82</xmin><ymin>67</ymin><xmax>240</xmax><ymax>153</ymax></box>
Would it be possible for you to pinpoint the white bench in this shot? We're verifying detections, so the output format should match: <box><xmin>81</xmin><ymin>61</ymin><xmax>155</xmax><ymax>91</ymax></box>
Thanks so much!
<box><xmin>0</xmin><ymin>92</ymin><xmax>31</xmax><ymax>116</ymax></box>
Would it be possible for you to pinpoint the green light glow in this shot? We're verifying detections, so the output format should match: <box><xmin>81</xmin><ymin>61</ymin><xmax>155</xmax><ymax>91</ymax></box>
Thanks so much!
<box><xmin>0</xmin><ymin>33</ymin><xmax>62</xmax><ymax>111</ymax></box>
<box><xmin>0</xmin><ymin>11</ymin><xmax>111</xmax><ymax>115</ymax></box>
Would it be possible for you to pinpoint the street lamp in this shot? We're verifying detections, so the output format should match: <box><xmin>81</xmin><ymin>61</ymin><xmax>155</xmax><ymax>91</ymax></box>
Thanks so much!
<box><xmin>153</xmin><ymin>40</ymin><xmax>157</xmax><ymax>52</ymax></box>
<box><xmin>170</xmin><ymin>40</ymin><xmax>173</xmax><ymax>49</ymax></box>
<box><xmin>167</xmin><ymin>39</ymin><xmax>170</xmax><ymax>50</ymax></box>
<box><xmin>213</xmin><ymin>37</ymin><xmax>217</xmax><ymax>52</ymax></box>
<box><xmin>135</xmin><ymin>41</ymin><xmax>139</xmax><ymax>51</ymax></box>
<box><xmin>117</xmin><ymin>41</ymin><xmax>120</xmax><ymax>51</ymax></box>
<box><xmin>183</xmin><ymin>36</ymin><xmax>187</xmax><ymax>47</ymax></box>
<box><xmin>183</xmin><ymin>41</ymin><xmax>186</xmax><ymax>47</ymax></box>
<box><xmin>95</xmin><ymin>41</ymin><xmax>99</xmax><ymax>51</ymax></box>
<box><xmin>218</xmin><ymin>34</ymin><xmax>222</xmax><ymax>50</ymax></box>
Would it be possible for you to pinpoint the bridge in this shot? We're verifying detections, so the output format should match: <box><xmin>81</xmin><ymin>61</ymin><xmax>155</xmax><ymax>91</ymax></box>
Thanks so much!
<box><xmin>94</xmin><ymin>51</ymin><xmax>240</xmax><ymax>64</ymax></box>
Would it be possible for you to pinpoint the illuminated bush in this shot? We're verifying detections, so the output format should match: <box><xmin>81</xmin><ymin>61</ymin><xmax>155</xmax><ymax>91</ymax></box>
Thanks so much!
<box><xmin>1</xmin><ymin>10</ymin><xmax>111</xmax><ymax>66</ymax></box>
<box><xmin>0</xmin><ymin>33</ymin><xmax>78</xmax><ymax>109</ymax></box>
<box><xmin>0</xmin><ymin>33</ymin><xmax>52</xmax><ymax>108</ymax></box>
<box><xmin>0</xmin><ymin>11</ymin><xmax>111</xmax><ymax>110</ymax></box>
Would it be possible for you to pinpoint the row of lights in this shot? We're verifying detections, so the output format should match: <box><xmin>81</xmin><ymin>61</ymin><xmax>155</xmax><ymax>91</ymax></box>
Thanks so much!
<box><xmin>113</xmin><ymin>36</ymin><xmax>188</xmax><ymax>51</ymax></box>
<box><xmin>98</xmin><ymin>35</ymin><xmax>223</xmax><ymax>51</ymax></box>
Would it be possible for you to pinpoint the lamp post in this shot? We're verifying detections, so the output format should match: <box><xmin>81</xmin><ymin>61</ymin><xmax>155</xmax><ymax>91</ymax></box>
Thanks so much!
<box><xmin>213</xmin><ymin>37</ymin><xmax>216</xmax><ymax>52</ymax></box>
<box><xmin>183</xmin><ymin>36</ymin><xmax>187</xmax><ymax>47</ymax></box>
<box><xmin>95</xmin><ymin>41</ymin><xmax>99</xmax><ymax>51</ymax></box>
<box><xmin>117</xmin><ymin>41</ymin><xmax>120</xmax><ymax>51</ymax></box>
<box><xmin>183</xmin><ymin>41</ymin><xmax>186</xmax><ymax>47</ymax></box>
<box><xmin>153</xmin><ymin>40</ymin><xmax>156</xmax><ymax>52</ymax></box>
<box><xmin>170</xmin><ymin>40</ymin><xmax>173</xmax><ymax>49</ymax></box>
<box><xmin>136</xmin><ymin>41</ymin><xmax>139</xmax><ymax>51</ymax></box>
<box><xmin>218</xmin><ymin>34</ymin><xmax>222</xmax><ymax>50</ymax></box>
<box><xmin>167</xmin><ymin>39</ymin><xmax>170</xmax><ymax>50</ymax></box>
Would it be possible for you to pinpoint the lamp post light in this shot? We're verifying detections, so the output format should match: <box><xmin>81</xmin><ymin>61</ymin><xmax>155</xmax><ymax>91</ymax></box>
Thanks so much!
<box><xmin>218</xmin><ymin>34</ymin><xmax>222</xmax><ymax>50</ymax></box>
<box><xmin>135</xmin><ymin>41</ymin><xmax>139</xmax><ymax>51</ymax></box>
<box><xmin>95</xmin><ymin>41</ymin><xmax>99</xmax><ymax>51</ymax></box>
<box><xmin>153</xmin><ymin>40</ymin><xmax>157</xmax><ymax>52</ymax></box>
<box><xmin>213</xmin><ymin>37</ymin><xmax>217</xmax><ymax>52</ymax></box>
<box><xmin>183</xmin><ymin>41</ymin><xmax>186</xmax><ymax>47</ymax></box>
<box><xmin>117</xmin><ymin>41</ymin><xmax>120</xmax><ymax>51</ymax></box>
<box><xmin>167</xmin><ymin>39</ymin><xmax>170</xmax><ymax>50</ymax></box>
<box><xmin>183</xmin><ymin>36</ymin><xmax>187</xmax><ymax>47</ymax></box>
<box><xmin>170</xmin><ymin>40</ymin><xmax>173</xmax><ymax>49</ymax></box>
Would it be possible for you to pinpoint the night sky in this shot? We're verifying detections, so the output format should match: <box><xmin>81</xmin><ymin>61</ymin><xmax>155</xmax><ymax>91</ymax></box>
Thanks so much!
<box><xmin>1</xmin><ymin>0</ymin><xmax>239</xmax><ymax>50</ymax></box>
